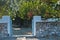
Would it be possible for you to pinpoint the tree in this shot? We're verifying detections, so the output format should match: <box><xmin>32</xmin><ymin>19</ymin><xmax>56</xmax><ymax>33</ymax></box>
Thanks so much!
<box><xmin>0</xmin><ymin>0</ymin><xmax>60</xmax><ymax>19</ymax></box>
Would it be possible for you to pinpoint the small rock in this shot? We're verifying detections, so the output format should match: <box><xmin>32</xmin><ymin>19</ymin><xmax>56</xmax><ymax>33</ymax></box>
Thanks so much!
<box><xmin>16</xmin><ymin>37</ymin><xmax>26</xmax><ymax>40</ymax></box>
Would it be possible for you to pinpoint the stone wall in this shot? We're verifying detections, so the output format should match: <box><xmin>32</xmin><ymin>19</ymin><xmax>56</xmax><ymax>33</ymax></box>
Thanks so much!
<box><xmin>0</xmin><ymin>23</ymin><xmax>8</xmax><ymax>37</ymax></box>
<box><xmin>36</xmin><ymin>22</ymin><xmax>60</xmax><ymax>37</ymax></box>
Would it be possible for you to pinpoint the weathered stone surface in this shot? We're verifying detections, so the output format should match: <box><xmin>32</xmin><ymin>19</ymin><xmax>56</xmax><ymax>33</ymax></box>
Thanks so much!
<box><xmin>16</xmin><ymin>37</ymin><xmax>26</xmax><ymax>40</ymax></box>
<box><xmin>36</xmin><ymin>22</ymin><xmax>60</xmax><ymax>37</ymax></box>
<box><xmin>0</xmin><ymin>23</ymin><xmax>8</xmax><ymax>37</ymax></box>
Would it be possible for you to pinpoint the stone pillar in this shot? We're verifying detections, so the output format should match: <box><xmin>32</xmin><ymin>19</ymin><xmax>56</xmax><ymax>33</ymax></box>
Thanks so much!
<box><xmin>32</xmin><ymin>16</ymin><xmax>41</xmax><ymax>36</ymax></box>
<box><xmin>2</xmin><ymin>16</ymin><xmax>12</xmax><ymax>36</ymax></box>
<box><xmin>0</xmin><ymin>16</ymin><xmax>12</xmax><ymax>37</ymax></box>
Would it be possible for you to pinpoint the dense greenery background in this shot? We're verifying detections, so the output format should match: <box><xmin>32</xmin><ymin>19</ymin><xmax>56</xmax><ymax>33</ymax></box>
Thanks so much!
<box><xmin>0</xmin><ymin>0</ymin><xmax>60</xmax><ymax>20</ymax></box>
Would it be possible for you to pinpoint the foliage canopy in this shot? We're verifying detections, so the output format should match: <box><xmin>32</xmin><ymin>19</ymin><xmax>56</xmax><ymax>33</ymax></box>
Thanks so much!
<box><xmin>0</xmin><ymin>0</ymin><xmax>60</xmax><ymax>19</ymax></box>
